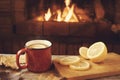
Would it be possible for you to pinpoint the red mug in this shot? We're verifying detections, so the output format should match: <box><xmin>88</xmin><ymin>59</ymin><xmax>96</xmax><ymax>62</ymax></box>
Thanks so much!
<box><xmin>16</xmin><ymin>40</ymin><xmax>52</xmax><ymax>72</ymax></box>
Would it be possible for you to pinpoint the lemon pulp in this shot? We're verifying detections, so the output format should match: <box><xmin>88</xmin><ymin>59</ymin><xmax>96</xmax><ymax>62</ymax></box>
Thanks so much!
<box><xmin>87</xmin><ymin>42</ymin><xmax>108</xmax><ymax>63</ymax></box>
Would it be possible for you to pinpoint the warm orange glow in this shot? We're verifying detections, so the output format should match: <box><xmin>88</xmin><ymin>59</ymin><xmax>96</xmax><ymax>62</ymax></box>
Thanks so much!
<box><xmin>65</xmin><ymin>0</ymin><xmax>71</xmax><ymax>7</ymax></box>
<box><xmin>64</xmin><ymin>5</ymin><xmax>78</xmax><ymax>22</ymax></box>
<box><xmin>36</xmin><ymin>16</ymin><xmax>44</xmax><ymax>21</ymax></box>
<box><xmin>64</xmin><ymin>0</ymin><xmax>78</xmax><ymax>22</ymax></box>
<box><xmin>57</xmin><ymin>10</ymin><xmax>62</xmax><ymax>21</ymax></box>
<box><xmin>45</xmin><ymin>8</ymin><xmax>51</xmax><ymax>21</ymax></box>
<box><xmin>35</xmin><ymin>0</ymin><xmax>90</xmax><ymax>22</ymax></box>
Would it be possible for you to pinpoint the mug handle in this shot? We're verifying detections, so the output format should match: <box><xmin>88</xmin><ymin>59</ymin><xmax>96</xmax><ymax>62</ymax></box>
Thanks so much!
<box><xmin>16</xmin><ymin>48</ymin><xmax>27</xmax><ymax>69</ymax></box>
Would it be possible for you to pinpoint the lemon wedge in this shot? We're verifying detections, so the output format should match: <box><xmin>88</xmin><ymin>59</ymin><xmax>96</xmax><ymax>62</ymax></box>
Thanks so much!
<box><xmin>59</xmin><ymin>56</ymin><xmax>80</xmax><ymax>65</ymax></box>
<box><xmin>69</xmin><ymin>60</ymin><xmax>90</xmax><ymax>70</ymax></box>
<box><xmin>79</xmin><ymin>47</ymin><xmax>89</xmax><ymax>59</ymax></box>
<box><xmin>87</xmin><ymin>42</ymin><xmax>108</xmax><ymax>63</ymax></box>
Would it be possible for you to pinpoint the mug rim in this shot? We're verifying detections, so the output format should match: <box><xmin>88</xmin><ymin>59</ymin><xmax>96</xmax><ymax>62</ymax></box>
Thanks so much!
<box><xmin>25</xmin><ymin>40</ymin><xmax>52</xmax><ymax>49</ymax></box>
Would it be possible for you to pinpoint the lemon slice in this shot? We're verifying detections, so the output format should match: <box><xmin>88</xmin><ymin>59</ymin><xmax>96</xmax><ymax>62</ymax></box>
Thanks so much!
<box><xmin>53</xmin><ymin>56</ymin><xmax>65</xmax><ymax>63</ymax></box>
<box><xmin>79</xmin><ymin>47</ymin><xmax>89</xmax><ymax>59</ymax></box>
<box><xmin>87</xmin><ymin>42</ymin><xmax>108</xmax><ymax>63</ymax></box>
<box><xmin>60</xmin><ymin>56</ymin><xmax>80</xmax><ymax>65</ymax></box>
<box><xmin>69</xmin><ymin>60</ymin><xmax>90</xmax><ymax>70</ymax></box>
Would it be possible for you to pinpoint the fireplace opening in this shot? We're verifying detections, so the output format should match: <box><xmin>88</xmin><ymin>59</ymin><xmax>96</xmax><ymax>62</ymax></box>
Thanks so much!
<box><xmin>25</xmin><ymin>0</ymin><xmax>115</xmax><ymax>23</ymax></box>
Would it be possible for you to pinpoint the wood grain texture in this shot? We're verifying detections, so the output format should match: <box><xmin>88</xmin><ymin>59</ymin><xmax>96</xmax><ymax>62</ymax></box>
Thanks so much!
<box><xmin>54</xmin><ymin>53</ymin><xmax>120</xmax><ymax>80</ymax></box>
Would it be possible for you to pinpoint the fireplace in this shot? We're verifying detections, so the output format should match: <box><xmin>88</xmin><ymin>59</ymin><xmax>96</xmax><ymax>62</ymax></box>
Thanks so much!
<box><xmin>26</xmin><ymin>0</ymin><xmax>94</xmax><ymax>22</ymax></box>
<box><xmin>0</xmin><ymin>0</ymin><xmax>120</xmax><ymax>54</ymax></box>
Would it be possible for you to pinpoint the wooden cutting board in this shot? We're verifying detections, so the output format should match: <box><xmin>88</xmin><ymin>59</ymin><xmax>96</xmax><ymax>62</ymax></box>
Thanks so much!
<box><xmin>54</xmin><ymin>53</ymin><xmax>120</xmax><ymax>80</ymax></box>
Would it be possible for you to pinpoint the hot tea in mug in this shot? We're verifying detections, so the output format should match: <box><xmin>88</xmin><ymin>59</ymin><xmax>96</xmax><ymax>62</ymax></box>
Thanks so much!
<box><xmin>16</xmin><ymin>40</ymin><xmax>52</xmax><ymax>72</ymax></box>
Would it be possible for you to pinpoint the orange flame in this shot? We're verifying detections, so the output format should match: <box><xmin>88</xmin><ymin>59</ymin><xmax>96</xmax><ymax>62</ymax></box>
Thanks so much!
<box><xmin>57</xmin><ymin>10</ymin><xmax>62</xmax><ymax>21</ymax></box>
<box><xmin>35</xmin><ymin>0</ymin><xmax>90</xmax><ymax>22</ymax></box>
<box><xmin>44</xmin><ymin>8</ymin><xmax>51</xmax><ymax>21</ymax></box>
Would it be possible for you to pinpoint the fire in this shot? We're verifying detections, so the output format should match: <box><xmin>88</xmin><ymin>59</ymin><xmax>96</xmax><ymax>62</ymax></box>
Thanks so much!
<box><xmin>36</xmin><ymin>0</ymin><xmax>91</xmax><ymax>22</ymax></box>
<box><xmin>65</xmin><ymin>0</ymin><xmax>71</xmax><ymax>7</ymax></box>
<box><xmin>64</xmin><ymin>4</ymin><xmax>78</xmax><ymax>22</ymax></box>
<box><xmin>44</xmin><ymin>8</ymin><xmax>51</xmax><ymax>21</ymax></box>
<box><xmin>57</xmin><ymin>10</ymin><xmax>62</xmax><ymax>22</ymax></box>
